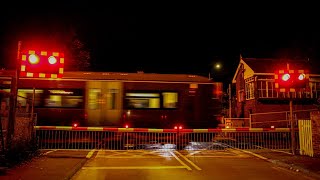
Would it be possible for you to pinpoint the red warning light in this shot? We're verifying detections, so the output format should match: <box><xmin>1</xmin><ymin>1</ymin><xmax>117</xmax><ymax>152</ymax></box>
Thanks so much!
<box><xmin>20</xmin><ymin>50</ymin><xmax>64</xmax><ymax>78</ymax></box>
<box><xmin>73</xmin><ymin>123</ymin><xmax>78</xmax><ymax>128</ymax></box>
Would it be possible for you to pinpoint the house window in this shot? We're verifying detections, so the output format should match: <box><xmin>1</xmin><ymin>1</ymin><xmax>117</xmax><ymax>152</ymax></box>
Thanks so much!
<box><xmin>245</xmin><ymin>77</ymin><xmax>255</xmax><ymax>100</ymax></box>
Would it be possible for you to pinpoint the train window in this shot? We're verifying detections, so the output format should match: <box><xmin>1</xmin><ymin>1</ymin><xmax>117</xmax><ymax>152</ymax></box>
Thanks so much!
<box><xmin>17</xmin><ymin>89</ymin><xmax>43</xmax><ymax>107</ymax></box>
<box><xmin>125</xmin><ymin>93</ymin><xmax>160</xmax><ymax>109</ymax></box>
<box><xmin>44</xmin><ymin>89</ymin><xmax>83</xmax><ymax>108</ymax></box>
<box><xmin>88</xmin><ymin>88</ymin><xmax>101</xmax><ymax>110</ymax></box>
<box><xmin>45</xmin><ymin>95</ymin><xmax>62</xmax><ymax>107</ymax></box>
<box><xmin>162</xmin><ymin>92</ymin><xmax>178</xmax><ymax>108</ymax></box>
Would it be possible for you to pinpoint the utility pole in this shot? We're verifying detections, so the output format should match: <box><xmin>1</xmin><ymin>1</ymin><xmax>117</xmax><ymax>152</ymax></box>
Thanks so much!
<box><xmin>228</xmin><ymin>83</ymin><xmax>232</xmax><ymax>118</ymax></box>
<box><xmin>7</xmin><ymin>41</ymin><xmax>21</xmax><ymax>150</ymax></box>
<box><xmin>289</xmin><ymin>99</ymin><xmax>296</xmax><ymax>155</ymax></box>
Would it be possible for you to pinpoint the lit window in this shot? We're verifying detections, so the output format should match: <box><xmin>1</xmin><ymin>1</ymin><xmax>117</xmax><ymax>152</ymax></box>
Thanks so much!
<box><xmin>126</xmin><ymin>93</ymin><xmax>160</xmax><ymax>109</ymax></box>
<box><xmin>89</xmin><ymin>89</ymin><xmax>101</xmax><ymax>110</ymax></box>
<box><xmin>162</xmin><ymin>92</ymin><xmax>178</xmax><ymax>108</ymax></box>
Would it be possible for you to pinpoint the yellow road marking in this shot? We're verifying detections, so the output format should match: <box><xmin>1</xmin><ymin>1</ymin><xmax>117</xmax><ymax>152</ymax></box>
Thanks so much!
<box><xmin>82</xmin><ymin>166</ymin><xmax>187</xmax><ymax>170</ymax></box>
<box><xmin>187</xmin><ymin>151</ymin><xmax>201</xmax><ymax>156</ymax></box>
<box><xmin>238</xmin><ymin>149</ymin><xmax>268</xmax><ymax>160</ymax></box>
<box><xmin>86</xmin><ymin>149</ymin><xmax>96</xmax><ymax>159</ymax></box>
<box><xmin>169</xmin><ymin>151</ymin><xmax>192</xmax><ymax>170</ymax></box>
<box><xmin>95</xmin><ymin>155</ymin><xmax>166</xmax><ymax>158</ymax></box>
<box><xmin>174</xmin><ymin>151</ymin><xmax>202</xmax><ymax>171</ymax></box>
<box><xmin>44</xmin><ymin>150</ymin><xmax>57</xmax><ymax>155</ymax></box>
<box><xmin>185</xmin><ymin>155</ymin><xmax>250</xmax><ymax>158</ymax></box>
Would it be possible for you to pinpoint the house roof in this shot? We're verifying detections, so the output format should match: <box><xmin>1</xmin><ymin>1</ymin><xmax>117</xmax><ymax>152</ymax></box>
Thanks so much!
<box><xmin>232</xmin><ymin>56</ymin><xmax>314</xmax><ymax>83</ymax></box>
<box><xmin>242</xmin><ymin>58</ymin><xmax>311</xmax><ymax>73</ymax></box>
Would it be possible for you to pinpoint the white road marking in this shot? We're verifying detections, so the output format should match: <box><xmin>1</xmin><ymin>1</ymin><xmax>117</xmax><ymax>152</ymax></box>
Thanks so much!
<box><xmin>44</xmin><ymin>150</ymin><xmax>57</xmax><ymax>155</ymax></box>
<box><xmin>169</xmin><ymin>151</ymin><xmax>192</xmax><ymax>170</ymax></box>
<box><xmin>174</xmin><ymin>151</ymin><xmax>202</xmax><ymax>171</ymax></box>
<box><xmin>238</xmin><ymin>149</ymin><xmax>268</xmax><ymax>160</ymax></box>
<box><xmin>86</xmin><ymin>149</ymin><xmax>96</xmax><ymax>159</ymax></box>
<box><xmin>82</xmin><ymin>166</ymin><xmax>187</xmax><ymax>170</ymax></box>
<box><xmin>95</xmin><ymin>155</ymin><xmax>165</xmax><ymax>158</ymax></box>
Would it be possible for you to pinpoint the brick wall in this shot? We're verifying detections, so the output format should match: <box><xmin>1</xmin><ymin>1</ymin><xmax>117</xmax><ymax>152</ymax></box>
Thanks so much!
<box><xmin>311</xmin><ymin>111</ymin><xmax>320</xmax><ymax>157</ymax></box>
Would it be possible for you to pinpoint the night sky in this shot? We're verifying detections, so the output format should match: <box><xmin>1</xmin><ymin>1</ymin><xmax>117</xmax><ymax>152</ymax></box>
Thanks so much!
<box><xmin>1</xmin><ymin>2</ymin><xmax>320</xmax><ymax>85</ymax></box>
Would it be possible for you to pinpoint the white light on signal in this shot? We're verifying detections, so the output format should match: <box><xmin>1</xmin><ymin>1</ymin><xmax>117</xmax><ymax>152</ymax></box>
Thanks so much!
<box><xmin>282</xmin><ymin>73</ymin><xmax>290</xmax><ymax>81</ymax></box>
<box><xmin>298</xmin><ymin>73</ymin><xmax>305</xmax><ymax>80</ymax></box>
<box><xmin>48</xmin><ymin>56</ymin><xmax>57</xmax><ymax>64</ymax></box>
<box><xmin>28</xmin><ymin>54</ymin><xmax>39</xmax><ymax>64</ymax></box>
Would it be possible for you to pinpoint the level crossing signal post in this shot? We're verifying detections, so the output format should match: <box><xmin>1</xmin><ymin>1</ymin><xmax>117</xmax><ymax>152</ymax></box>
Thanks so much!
<box><xmin>7</xmin><ymin>41</ymin><xmax>65</xmax><ymax>151</ymax></box>
<box><xmin>274</xmin><ymin>63</ymin><xmax>309</xmax><ymax>155</ymax></box>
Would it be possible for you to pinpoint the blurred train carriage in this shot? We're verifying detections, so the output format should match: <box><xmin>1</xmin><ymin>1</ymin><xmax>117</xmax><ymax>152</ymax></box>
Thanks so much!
<box><xmin>0</xmin><ymin>70</ymin><xmax>223</xmax><ymax>129</ymax></box>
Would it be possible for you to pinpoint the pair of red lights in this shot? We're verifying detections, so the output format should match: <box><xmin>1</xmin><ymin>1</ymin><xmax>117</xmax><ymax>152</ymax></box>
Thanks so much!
<box><xmin>28</xmin><ymin>54</ymin><xmax>57</xmax><ymax>65</ymax></box>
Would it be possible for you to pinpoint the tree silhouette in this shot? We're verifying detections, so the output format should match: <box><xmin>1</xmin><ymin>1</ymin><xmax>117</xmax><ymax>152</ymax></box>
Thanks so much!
<box><xmin>66</xmin><ymin>37</ymin><xmax>91</xmax><ymax>71</ymax></box>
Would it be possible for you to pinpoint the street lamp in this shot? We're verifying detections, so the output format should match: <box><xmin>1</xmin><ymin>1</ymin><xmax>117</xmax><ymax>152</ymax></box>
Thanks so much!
<box><xmin>209</xmin><ymin>62</ymin><xmax>222</xmax><ymax>80</ymax></box>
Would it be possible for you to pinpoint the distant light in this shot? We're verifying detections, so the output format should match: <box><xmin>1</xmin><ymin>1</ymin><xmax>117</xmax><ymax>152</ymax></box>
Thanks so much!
<box><xmin>215</xmin><ymin>63</ymin><xmax>221</xmax><ymax>69</ymax></box>
<box><xmin>48</xmin><ymin>56</ymin><xmax>57</xmax><ymax>64</ymax></box>
<box><xmin>282</xmin><ymin>73</ymin><xmax>290</xmax><ymax>81</ymax></box>
<box><xmin>271</xmin><ymin>126</ymin><xmax>275</xmax><ymax>128</ymax></box>
<box><xmin>125</xmin><ymin>124</ymin><xmax>129</xmax><ymax>128</ymax></box>
<box><xmin>179</xmin><ymin>126</ymin><xmax>183</xmax><ymax>130</ymax></box>
<box><xmin>174</xmin><ymin>126</ymin><xmax>177</xmax><ymax>129</ymax></box>
<box><xmin>73</xmin><ymin>123</ymin><xmax>78</xmax><ymax>127</ymax></box>
<box><xmin>28</xmin><ymin>54</ymin><xmax>39</xmax><ymax>64</ymax></box>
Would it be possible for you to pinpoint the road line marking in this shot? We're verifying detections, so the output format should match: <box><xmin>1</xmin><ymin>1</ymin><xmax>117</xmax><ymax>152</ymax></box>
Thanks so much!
<box><xmin>86</xmin><ymin>149</ymin><xmax>96</xmax><ymax>159</ymax></box>
<box><xmin>270</xmin><ymin>149</ymin><xmax>293</xmax><ymax>155</ymax></box>
<box><xmin>41</xmin><ymin>149</ymin><xmax>93</xmax><ymax>151</ymax></box>
<box><xmin>187</xmin><ymin>151</ymin><xmax>201</xmax><ymax>156</ymax></box>
<box><xmin>184</xmin><ymin>155</ymin><xmax>250</xmax><ymax>158</ymax></box>
<box><xmin>174</xmin><ymin>151</ymin><xmax>202</xmax><ymax>171</ymax></box>
<box><xmin>44</xmin><ymin>150</ymin><xmax>57</xmax><ymax>155</ymax></box>
<box><xmin>82</xmin><ymin>166</ymin><xmax>187</xmax><ymax>170</ymax></box>
<box><xmin>95</xmin><ymin>155</ymin><xmax>166</xmax><ymax>158</ymax></box>
<box><xmin>237</xmin><ymin>149</ymin><xmax>268</xmax><ymax>160</ymax></box>
<box><xmin>253</xmin><ymin>146</ymin><xmax>293</xmax><ymax>155</ymax></box>
<box><xmin>169</xmin><ymin>151</ymin><xmax>192</xmax><ymax>170</ymax></box>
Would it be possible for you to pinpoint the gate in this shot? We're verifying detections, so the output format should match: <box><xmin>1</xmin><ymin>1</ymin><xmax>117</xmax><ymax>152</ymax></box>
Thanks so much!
<box><xmin>298</xmin><ymin>120</ymin><xmax>313</xmax><ymax>157</ymax></box>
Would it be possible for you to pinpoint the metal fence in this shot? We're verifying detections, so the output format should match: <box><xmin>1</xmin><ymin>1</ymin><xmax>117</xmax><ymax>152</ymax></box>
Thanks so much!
<box><xmin>35</xmin><ymin>127</ymin><xmax>297</xmax><ymax>151</ymax></box>
<box><xmin>222</xmin><ymin>109</ymin><xmax>316</xmax><ymax>128</ymax></box>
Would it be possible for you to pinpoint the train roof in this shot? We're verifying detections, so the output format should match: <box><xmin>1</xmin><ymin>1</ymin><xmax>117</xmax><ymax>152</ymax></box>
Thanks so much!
<box><xmin>0</xmin><ymin>70</ymin><xmax>214</xmax><ymax>83</ymax></box>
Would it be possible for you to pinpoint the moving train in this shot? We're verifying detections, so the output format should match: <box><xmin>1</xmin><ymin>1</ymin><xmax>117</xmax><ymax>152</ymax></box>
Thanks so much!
<box><xmin>0</xmin><ymin>70</ymin><xmax>223</xmax><ymax>129</ymax></box>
